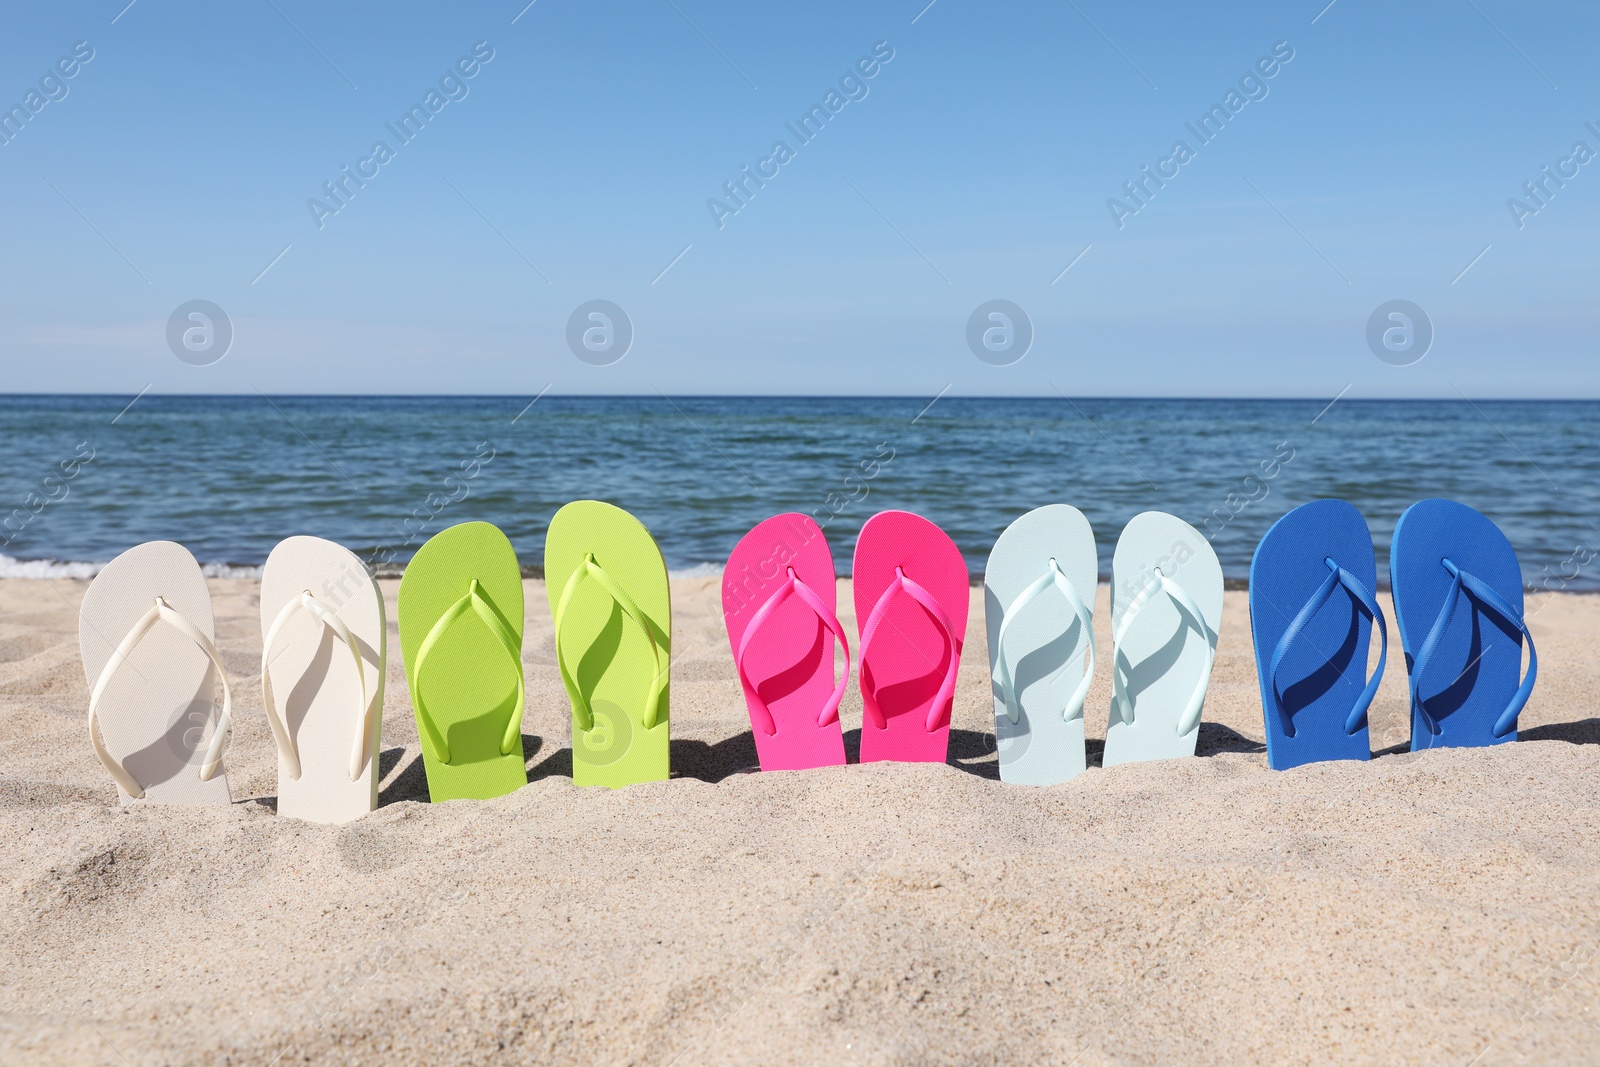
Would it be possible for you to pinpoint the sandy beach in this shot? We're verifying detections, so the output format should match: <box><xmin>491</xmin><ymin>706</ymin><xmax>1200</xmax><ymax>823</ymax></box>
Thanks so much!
<box><xmin>1</xmin><ymin>575</ymin><xmax>1596</xmax><ymax>1065</ymax></box>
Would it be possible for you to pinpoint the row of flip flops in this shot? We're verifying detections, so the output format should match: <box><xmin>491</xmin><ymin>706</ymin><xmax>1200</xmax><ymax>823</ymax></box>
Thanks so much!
<box><xmin>1252</xmin><ymin>498</ymin><xmax>1536</xmax><ymax>770</ymax></box>
<box><xmin>726</xmin><ymin>507</ymin><xmax>1224</xmax><ymax>783</ymax></box>
<box><xmin>77</xmin><ymin>499</ymin><xmax>1216</xmax><ymax>815</ymax></box>
<box><xmin>79</xmin><ymin>501</ymin><xmax>669</xmax><ymax>823</ymax></box>
<box><xmin>959</xmin><ymin>496</ymin><xmax>1536</xmax><ymax>783</ymax></box>
<box><xmin>77</xmin><ymin>496</ymin><xmax>1535</xmax><ymax>822</ymax></box>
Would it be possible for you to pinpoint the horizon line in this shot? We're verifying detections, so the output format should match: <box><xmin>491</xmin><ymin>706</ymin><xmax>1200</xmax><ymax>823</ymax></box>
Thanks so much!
<box><xmin>1</xmin><ymin>392</ymin><xmax>1596</xmax><ymax>402</ymax></box>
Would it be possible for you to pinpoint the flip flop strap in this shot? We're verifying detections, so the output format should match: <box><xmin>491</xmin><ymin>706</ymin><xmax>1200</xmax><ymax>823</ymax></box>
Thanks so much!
<box><xmin>734</xmin><ymin>569</ymin><xmax>852</xmax><ymax>736</ymax></box>
<box><xmin>1266</xmin><ymin>558</ymin><xmax>1388</xmax><ymax>740</ymax></box>
<box><xmin>87</xmin><ymin>596</ymin><xmax>233</xmax><ymax>799</ymax></box>
<box><xmin>414</xmin><ymin>579</ymin><xmax>524</xmax><ymax>764</ymax></box>
<box><xmin>992</xmin><ymin>559</ymin><xmax>1095</xmax><ymax>726</ymax></box>
<box><xmin>261</xmin><ymin>592</ymin><xmax>377</xmax><ymax>783</ymax></box>
<box><xmin>1111</xmin><ymin>569</ymin><xmax>1213</xmax><ymax>736</ymax></box>
<box><xmin>555</xmin><ymin>554</ymin><xmax>668</xmax><ymax>733</ymax></box>
<box><xmin>1410</xmin><ymin>558</ymin><xmax>1537</xmax><ymax>739</ymax></box>
<box><xmin>859</xmin><ymin>567</ymin><xmax>960</xmax><ymax>733</ymax></box>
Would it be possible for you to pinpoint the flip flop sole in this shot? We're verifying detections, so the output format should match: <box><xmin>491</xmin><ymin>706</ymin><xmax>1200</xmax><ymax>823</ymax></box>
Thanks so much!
<box><xmin>546</xmin><ymin>501</ymin><xmax>671</xmax><ymax>787</ymax></box>
<box><xmin>1250</xmin><ymin>500</ymin><xmax>1377</xmax><ymax>770</ymax></box>
<box><xmin>79</xmin><ymin>541</ymin><xmax>231</xmax><ymax>805</ymax></box>
<box><xmin>853</xmin><ymin>510</ymin><xmax>969</xmax><ymax>765</ymax></box>
<box><xmin>1391</xmin><ymin>499</ymin><xmax>1529</xmax><ymax>749</ymax></box>
<box><xmin>398</xmin><ymin>522</ymin><xmax>527</xmax><ymax>802</ymax></box>
<box><xmin>983</xmin><ymin>504</ymin><xmax>1097</xmax><ymax>785</ymax></box>
<box><xmin>723</xmin><ymin>514</ymin><xmax>846</xmax><ymax>771</ymax></box>
<box><xmin>261</xmin><ymin>536</ymin><xmax>386</xmax><ymax>823</ymax></box>
<box><xmin>1104</xmin><ymin>512</ymin><xmax>1222</xmax><ymax>767</ymax></box>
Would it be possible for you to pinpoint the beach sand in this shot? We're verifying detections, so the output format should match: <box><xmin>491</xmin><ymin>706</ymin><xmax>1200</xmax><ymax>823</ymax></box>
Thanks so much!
<box><xmin>1</xmin><ymin>576</ymin><xmax>1597</xmax><ymax>1065</ymax></box>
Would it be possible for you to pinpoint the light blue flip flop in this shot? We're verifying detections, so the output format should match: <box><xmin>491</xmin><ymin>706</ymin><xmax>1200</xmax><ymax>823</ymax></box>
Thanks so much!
<box><xmin>1391</xmin><ymin>499</ymin><xmax>1536</xmax><ymax>750</ymax></box>
<box><xmin>1102</xmin><ymin>512</ymin><xmax>1222</xmax><ymax>768</ymax></box>
<box><xmin>983</xmin><ymin>505</ymin><xmax>1098</xmax><ymax>785</ymax></box>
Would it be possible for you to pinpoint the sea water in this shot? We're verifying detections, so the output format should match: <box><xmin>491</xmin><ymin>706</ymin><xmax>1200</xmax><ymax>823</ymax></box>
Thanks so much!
<box><xmin>1</xmin><ymin>395</ymin><xmax>1595</xmax><ymax>591</ymax></box>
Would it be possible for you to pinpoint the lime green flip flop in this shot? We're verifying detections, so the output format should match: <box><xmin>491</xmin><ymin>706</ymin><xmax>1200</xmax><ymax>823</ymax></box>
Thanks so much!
<box><xmin>398</xmin><ymin>521</ymin><xmax>528</xmax><ymax>802</ymax></box>
<box><xmin>545</xmin><ymin>501</ymin><xmax>671</xmax><ymax>788</ymax></box>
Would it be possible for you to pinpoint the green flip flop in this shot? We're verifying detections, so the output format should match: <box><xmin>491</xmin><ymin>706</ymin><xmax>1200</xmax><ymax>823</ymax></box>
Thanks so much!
<box><xmin>544</xmin><ymin>501</ymin><xmax>671</xmax><ymax>788</ymax></box>
<box><xmin>398</xmin><ymin>521</ymin><xmax>528</xmax><ymax>802</ymax></box>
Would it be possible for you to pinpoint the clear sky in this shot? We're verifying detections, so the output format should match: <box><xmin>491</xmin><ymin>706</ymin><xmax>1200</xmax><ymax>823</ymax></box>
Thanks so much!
<box><xmin>1</xmin><ymin>0</ymin><xmax>1596</xmax><ymax>397</ymax></box>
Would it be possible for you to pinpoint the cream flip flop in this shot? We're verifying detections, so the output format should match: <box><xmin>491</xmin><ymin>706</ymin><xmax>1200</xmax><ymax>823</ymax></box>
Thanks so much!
<box><xmin>79</xmin><ymin>541</ymin><xmax>233</xmax><ymax>805</ymax></box>
<box><xmin>260</xmin><ymin>536</ymin><xmax>386</xmax><ymax>823</ymax></box>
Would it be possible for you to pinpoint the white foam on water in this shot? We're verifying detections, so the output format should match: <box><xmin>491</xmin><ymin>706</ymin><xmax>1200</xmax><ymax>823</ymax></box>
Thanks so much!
<box><xmin>200</xmin><ymin>561</ymin><xmax>263</xmax><ymax>579</ymax></box>
<box><xmin>0</xmin><ymin>553</ymin><xmax>103</xmax><ymax>579</ymax></box>
<box><xmin>0</xmin><ymin>553</ymin><xmax>261</xmax><ymax>580</ymax></box>
<box><xmin>1</xmin><ymin>552</ymin><xmax>709</xmax><ymax>581</ymax></box>
<box><xmin>668</xmin><ymin>561</ymin><xmax>723</xmax><ymax>580</ymax></box>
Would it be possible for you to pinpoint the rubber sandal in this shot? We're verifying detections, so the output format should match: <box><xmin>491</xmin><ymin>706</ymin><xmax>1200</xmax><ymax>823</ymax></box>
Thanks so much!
<box><xmin>397</xmin><ymin>521</ymin><xmax>527</xmax><ymax>802</ymax></box>
<box><xmin>545</xmin><ymin>500</ymin><xmax>671</xmax><ymax>787</ymax></box>
<box><xmin>853</xmin><ymin>510</ymin><xmax>969</xmax><ymax>764</ymax></box>
<box><xmin>79</xmin><ymin>541</ymin><xmax>233</xmax><ymax>805</ymax></box>
<box><xmin>723</xmin><ymin>513</ymin><xmax>849</xmax><ymax>771</ymax></box>
<box><xmin>1250</xmin><ymin>500</ymin><xmax>1387</xmax><ymax>770</ymax></box>
<box><xmin>983</xmin><ymin>504</ymin><xmax>1098</xmax><ymax>785</ymax></box>
<box><xmin>1391</xmin><ymin>499</ymin><xmax>1536</xmax><ymax>750</ymax></box>
<box><xmin>1103</xmin><ymin>512</ymin><xmax>1222</xmax><ymax>767</ymax></box>
<box><xmin>260</xmin><ymin>535</ymin><xmax>386</xmax><ymax>822</ymax></box>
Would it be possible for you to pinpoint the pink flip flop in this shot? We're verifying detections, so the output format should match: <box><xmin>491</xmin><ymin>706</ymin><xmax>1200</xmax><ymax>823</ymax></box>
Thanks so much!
<box><xmin>722</xmin><ymin>514</ymin><xmax>849</xmax><ymax>771</ymax></box>
<box><xmin>853</xmin><ymin>510</ymin><xmax>969</xmax><ymax>764</ymax></box>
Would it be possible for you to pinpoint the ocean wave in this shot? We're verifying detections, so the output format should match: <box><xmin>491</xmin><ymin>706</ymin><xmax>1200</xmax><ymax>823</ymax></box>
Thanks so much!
<box><xmin>668</xmin><ymin>562</ymin><xmax>723</xmax><ymax>580</ymax></box>
<box><xmin>199</xmin><ymin>562</ymin><xmax>263</xmax><ymax>579</ymax></box>
<box><xmin>0</xmin><ymin>550</ymin><xmax>713</xmax><ymax>582</ymax></box>
<box><xmin>0</xmin><ymin>553</ymin><xmax>260</xmax><ymax>580</ymax></box>
<box><xmin>0</xmin><ymin>553</ymin><xmax>103</xmax><ymax>579</ymax></box>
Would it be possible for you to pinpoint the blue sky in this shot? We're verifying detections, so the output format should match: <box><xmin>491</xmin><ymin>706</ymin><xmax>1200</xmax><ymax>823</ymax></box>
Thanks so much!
<box><xmin>1</xmin><ymin>0</ymin><xmax>1596</xmax><ymax>397</ymax></box>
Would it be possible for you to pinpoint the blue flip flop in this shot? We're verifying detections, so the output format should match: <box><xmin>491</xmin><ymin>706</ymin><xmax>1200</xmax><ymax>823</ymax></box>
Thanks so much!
<box><xmin>1250</xmin><ymin>500</ymin><xmax>1388</xmax><ymax>770</ymax></box>
<box><xmin>1391</xmin><ymin>499</ymin><xmax>1537</xmax><ymax>750</ymax></box>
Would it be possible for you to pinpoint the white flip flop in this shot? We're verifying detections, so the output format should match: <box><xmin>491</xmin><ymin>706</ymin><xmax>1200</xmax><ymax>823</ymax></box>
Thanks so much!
<box><xmin>79</xmin><ymin>541</ymin><xmax>233</xmax><ymax>805</ymax></box>
<box><xmin>1103</xmin><ymin>511</ymin><xmax>1223</xmax><ymax>767</ymax></box>
<box><xmin>260</xmin><ymin>536</ymin><xmax>386</xmax><ymax>824</ymax></box>
<box><xmin>983</xmin><ymin>504</ymin><xmax>1098</xmax><ymax>785</ymax></box>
